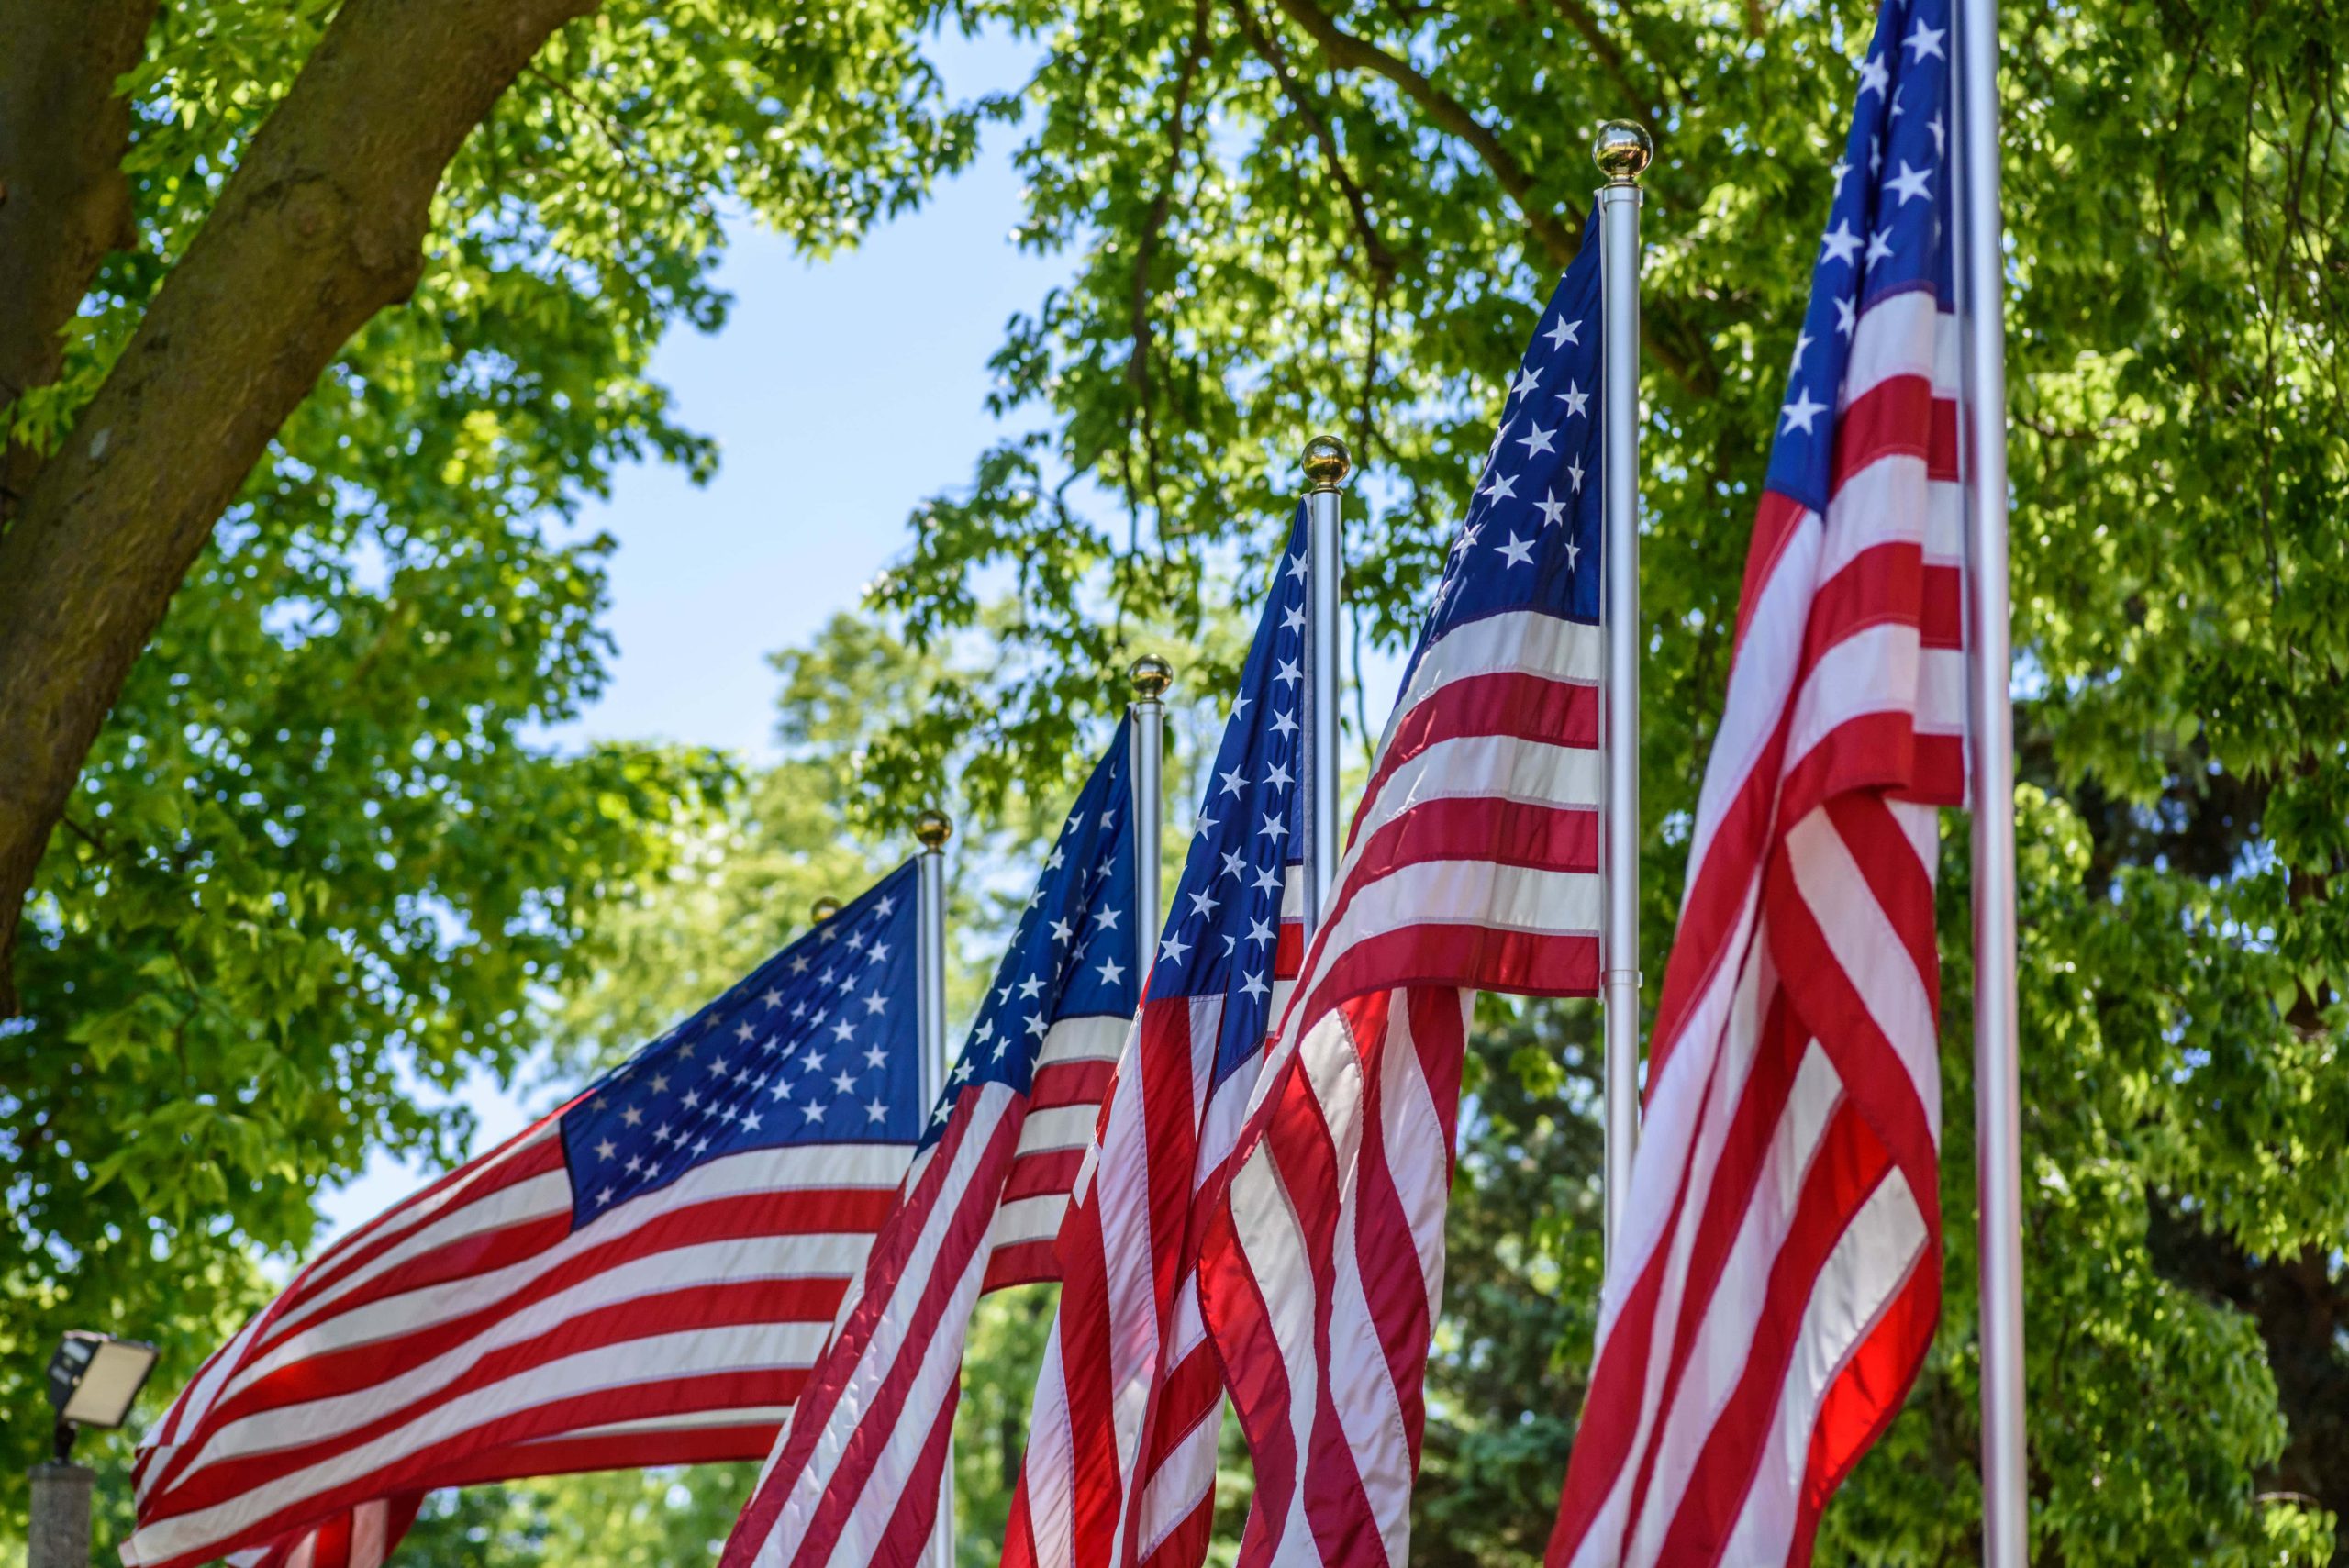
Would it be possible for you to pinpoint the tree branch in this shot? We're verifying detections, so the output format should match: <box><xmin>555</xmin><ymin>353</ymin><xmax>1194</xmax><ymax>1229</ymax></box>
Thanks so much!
<box><xmin>0</xmin><ymin>0</ymin><xmax>600</xmax><ymax>1011</ymax></box>
<box><xmin>0</xmin><ymin>0</ymin><xmax>161</xmax><ymax>517</ymax></box>
<box><xmin>1262</xmin><ymin>0</ymin><xmax>1581</xmax><ymax>267</ymax></box>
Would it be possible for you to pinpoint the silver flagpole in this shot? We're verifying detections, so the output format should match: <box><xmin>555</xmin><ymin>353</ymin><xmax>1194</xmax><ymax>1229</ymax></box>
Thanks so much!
<box><xmin>1951</xmin><ymin>4</ymin><xmax>2029</xmax><ymax>1564</ymax></box>
<box><xmin>913</xmin><ymin>808</ymin><xmax>956</xmax><ymax>1568</ymax></box>
<box><xmin>1593</xmin><ymin>120</ymin><xmax>1651</xmax><ymax>1264</ymax></box>
<box><xmin>1130</xmin><ymin>656</ymin><xmax>1172</xmax><ymax>979</ymax></box>
<box><xmin>1301</xmin><ymin>436</ymin><xmax>1352</xmax><ymax>929</ymax></box>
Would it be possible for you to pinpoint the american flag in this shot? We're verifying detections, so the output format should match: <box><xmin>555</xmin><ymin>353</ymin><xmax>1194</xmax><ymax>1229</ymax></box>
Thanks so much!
<box><xmin>1002</xmin><ymin>512</ymin><xmax>1310</xmax><ymax>1568</ymax></box>
<box><xmin>1547</xmin><ymin>1</ymin><xmax>1964</xmax><ymax>1562</ymax></box>
<box><xmin>720</xmin><ymin>730</ymin><xmax>1142</xmax><ymax>1568</ymax></box>
<box><xmin>126</xmin><ymin>862</ymin><xmax>930</xmax><ymax>1568</ymax></box>
<box><xmin>1194</xmin><ymin>219</ymin><xmax>1610</xmax><ymax>1567</ymax></box>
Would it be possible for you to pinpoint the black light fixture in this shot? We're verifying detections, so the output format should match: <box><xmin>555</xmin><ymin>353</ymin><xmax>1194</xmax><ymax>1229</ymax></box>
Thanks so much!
<box><xmin>46</xmin><ymin>1330</ymin><xmax>160</xmax><ymax>1461</ymax></box>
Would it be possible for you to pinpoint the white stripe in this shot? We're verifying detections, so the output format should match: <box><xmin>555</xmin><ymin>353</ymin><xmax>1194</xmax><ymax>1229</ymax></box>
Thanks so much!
<box><xmin>1709</xmin><ymin>1172</ymin><xmax>1928</xmax><ymax>1567</ymax></box>
<box><xmin>1228</xmin><ymin>1143</ymin><xmax>1322</xmax><ymax>1568</ymax></box>
<box><xmin>1034</xmin><ymin>1013</ymin><xmax>1130</xmax><ymax>1067</ymax></box>
<box><xmin>1352</xmin><ymin>731</ymin><xmax>1603</xmax><ymax>861</ymax></box>
<box><xmin>130</xmin><ymin>1319</ymin><xmax>837</xmax><ymax>1563</ymax></box>
<box><xmin>1782</xmin><ymin>804</ymin><xmax>1943</xmax><ymax>1132</ymax></box>
<box><xmin>987</xmin><ymin>1192</ymin><xmax>1073</xmax><ymax>1250</ymax></box>
<box><xmin>1130</xmin><ymin>1392</ymin><xmax>1223</xmax><ymax>1557</ymax></box>
<box><xmin>1018</xmin><ymin>1316</ymin><xmax>1080</xmax><ymax>1568</ymax></box>
<box><xmin>1012</xmin><ymin>1104</ymin><xmax>1100</xmax><ymax>1156</ymax></box>
<box><xmin>1390</xmin><ymin>612</ymin><xmax>1602</xmax><ymax>737</ymax></box>
<box><xmin>1836</xmin><ymin>288</ymin><xmax>1946</xmax><ymax>412</ymax></box>
<box><xmin>761</xmin><ymin>1089</ymin><xmax>1015</xmax><ymax>1564</ymax></box>
<box><xmin>156</xmin><ymin>1222</ymin><xmax>860</xmax><ymax>1489</ymax></box>
<box><xmin>350</xmin><ymin>1498</ymin><xmax>387</xmax><ymax>1568</ymax></box>
<box><xmin>522</xmin><ymin>1406</ymin><xmax>795</xmax><ymax>1441</ymax></box>
<box><xmin>1620</xmin><ymin>1044</ymin><xmax>1842</xmax><ymax>1568</ymax></box>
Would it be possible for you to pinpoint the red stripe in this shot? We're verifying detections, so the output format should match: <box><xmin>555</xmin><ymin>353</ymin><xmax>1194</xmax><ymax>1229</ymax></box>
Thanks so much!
<box><xmin>778</xmin><ymin>1106</ymin><xmax>1025</xmax><ymax>1568</ymax></box>
<box><xmin>984</xmin><ymin>1239</ymin><xmax>1062</xmax><ymax>1292</ymax></box>
<box><xmin>153</xmin><ymin>1275</ymin><xmax>846</xmax><ymax>1514</ymax></box>
<box><xmin>1360</xmin><ymin>671</ymin><xmax>1598</xmax><ymax>825</ymax></box>
<box><xmin>206</xmin><ymin>1187</ymin><xmax>884</xmax><ymax>1430</ymax></box>
<box><xmin>1032</xmin><ymin>1057</ymin><xmax>1115</xmax><ymax>1111</ymax></box>
<box><xmin>1004</xmin><ymin>1147</ymin><xmax>1086</xmax><ymax>1202</ymax></box>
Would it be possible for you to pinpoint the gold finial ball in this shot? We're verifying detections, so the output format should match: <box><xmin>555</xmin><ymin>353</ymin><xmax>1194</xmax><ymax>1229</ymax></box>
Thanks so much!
<box><xmin>1129</xmin><ymin>654</ymin><xmax>1174</xmax><ymax>702</ymax></box>
<box><xmin>809</xmin><ymin>895</ymin><xmax>842</xmax><ymax>923</ymax></box>
<box><xmin>1592</xmin><ymin>119</ymin><xmax>1653</xmax><ymax>184</ymax></box>
<box><xmin>914</xmin><ymin>808</ymin><xmax>953</xmax><ymax>851</ymax></box>
<box><xmin>1301</xmin><ymin>435</ymin><xmax>1353</xmax><ymax>492</ymax></box>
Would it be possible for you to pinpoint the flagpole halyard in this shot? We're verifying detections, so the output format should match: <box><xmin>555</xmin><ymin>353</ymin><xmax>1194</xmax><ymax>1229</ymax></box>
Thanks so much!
<box><xmin>1593</xmin><ymin>118</ymin><xmax>1650</xmax><ymax>1265</ymax></box>
<box><xmin>913</xmin><ymin>806</ymin><xmax>956</xmax><ymax>1568</ymax></box>
<box><xmin>1302</xmin><ymin>436</ymin><xmax>1352</xmax><ymax>932</ymax></box>
<box><xmin>1130</xmin><ymin>656</ymin><xmax>1173</xmax><ymax>984</ymax></box>
<box><xmin>1951</xmin><ymin>0</ymin><xmax>2030</xmax><ymax>1561</ymax></box>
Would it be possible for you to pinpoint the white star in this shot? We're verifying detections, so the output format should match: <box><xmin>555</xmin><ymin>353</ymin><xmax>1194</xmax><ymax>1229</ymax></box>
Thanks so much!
<box><xmin>1866</xmin><ymin>226</ymin><xmax>1896</xmax><ymax>267</ymax></box>
<box><xmin>1097</xmin><ymin>955</ymin><xmax>1127</xmax><ymax>985</ymax></box>
<box><xmin>692</xmin><ymin>1135</ymin><xmax>712</xmax><ymax>1156</ymax></box>
<box><xmin>740</xmin><ymin>1111</ymin><xmax>763</xmax><ymax>1133</ymax></box>
<box><xmin>621</xmin><ymin>1105</ymin><xmax>643</xmax><ymax>1127</ymax></box>
<box><xmin>1246</xmin><ymin>916</ymin><xmax>1275</xmax><ymax>948</ymax></box>
<box><xmin>1019</xmin><ymin>973</ymin><xmax>1045</xmax><ymax>999</ymax></box>
<box><xmin>844</xmin><ymin>929</ymin><xmax>865</xmax><ymax>951</ymax></box>
<box><xmin>1254</xmin><ymin>864</ymin><xmax>1283</xmax><ymax>895</ymax></box>
<box><xmin>952</xmin><ymin>1058</ymin><xmax>974</xmax><ymax>1084</ymax></box>
<box><xmin>597</xmin><ymin>1188</ymin><xmax>615</xmax><ymax>1206</ymax></box>
<box><xmin>654</xmin><ymin>1124</ymin><xmax>674</xmax><ymax>1143</ymax></box>
<box><xmin>1516</xmin><ymin>424</ymin><xmax>1558</xmax><ymax>458</ymax></box>
<box><xmin>1567</xmin><ymin>454</ymin><xmax>1586</xmax><ymax>493</ymax></box>
<box><xmin>1282</xmin><ymin>602</ymin><xmax>1306</xmax><ymax>632</ymax></box>
<box><xmin>770</xmin><ymin>1080</ymin><xmax>793</xmax><ymax>1101</ymax></box>
<box><xmin>790</xmin><ymin>954</ymin><xmax>809</xmax><ymax>974</ymax></box>
<box><xmin>1271</xmin><ymin>709</ymin><xmax>1298</xmax><ymax>738</ymax></box>
<box><xmin>1189</xmin><ymin>887</ymin><xmax>1219</xmax><ymax>920</ymax></box>
<box><xmin>863</xmin><ymin>990</ymin><xmax>887</xmax><ymax>1015</ymax></box>
<box><xmin>1831</xmin><ymin>155</ymin><xmax>1853</xmax><ymax>194</ymax></box>
<box><xmin>831</xmin><ymin>1018</ymin><xmax>855</xmax><ymax>1043</ymax></box>
<box><xmin>1857</xmin><ymin>51</ymin><xmax>1889</xmax><ymax>97</ymax></box>
<box><xmin>1285</xmin><ymin>551</ymin><xmax>1308</xmax><ymax>584</ymax></box>
<box><xmin>803</xmin><ymin>1101</ymin><xmax>828</xmax><ymax>1123</ymax></box>
<box><xmin>1564</xmin><ymin>536</ymin><xmax>1583</xmax><ymax>571</ymax></box>
<box><xmin>1219</xmin><ymin>766</ymin><xmax>1249</xmax><ymax>797</ymax></box>
<box><xmin>874</xmin><ymin>895</ymin><xmax>896</xmax><ymax>917</ymax></box>
<box><xmin>1930</xmin><ymin>110</ymin><xmax>1947</xmax><ymax>157</ymax></box>
<box><xmin>649</xmin><ymin>1073</ymin><xmax>670</xmax><ymax>1094</ymax></box>
<box><xmin>1239</xmin><ymin>972</ymin><xmax>1270</xmax><ymax>1002</ymax></box>
<box><xmin>1046</xmin><ymin>846</ymin><xmax>1066</xmax><ymax>871</ymax></box>
<box><xmin>1887</xmin><ymin>160</ymin><xmax>1932</xmax><ymax>205</ymax></box>
<box><xmin>800</xmin><ymin>1049</ymin><xmax>824</xmax><ymax>1073</ymax></box>
<box><xmin>1274</xmin><ymin>657</ymin><xmax>1302</xmax><ymax>687</ymax></box>
<box><xmin>1264</xmin><ymin>760</ymin><xmax>1294</xmax><ymax>789</ymax></box>
<box><xmin>595</xmin><ymin>1139</ymin><xmax>617</xmax><ymax>1161</ymax></box>
<box><xmin>1555</xmin><ymin>380</ymin><xmax>1590</xmax><ymax>418</ymax></box>
<box><xmin>1095</xmin><ymin>906</ymin><xmax>1121</xmax><ymax>931</ymax></box>
<box><xmin>1050</xmin><ymin>917</ymin><xmax>1074</xmax><ymax>944</ymax></box>
<box><xmin>866</xmin><ymin>940</ymin><xmax>889</xmax><ymax>964</ymax></box>
<box><xmin>1497</xmin><ymin>534</ymin><xmax>1537</xmax><ymax>568</ymax></box>
<box><xmin>761</xmin><ymin>988</ymin><xmax>783</xmax><ymax>1010</ymax></box>
<box><xmin>683</xmin><ymin>1088</ymin><xmax>703</xmax><ymax>1110</ymax></box>
<box><xmin>1835</xmin><ymin>295</ymin><xmax>1857</xmax><ymax>337</ymax></box>
<box><xmin>1260</xmin><ymin>812</ymin><xmax>1289</xmax><ymax>842</ymax></box>
<box><xmin>1543</xmin><ymin>316</ymin><xmax>1583</xmax><ymax>350</ymax></box>
<box><xmin>863</xmin><ymin>1042</ymin><xmax>887</xmax><ymax>1070</ymax></box>
<box><xmin>1534</xmin><ymin>490</ymin><xmax>1569</xmax><ymax>528</ymax></box>
<box><xmin>865</xmin><ymin>1098</ymin><xmax>887</xmax><ymax>1123</ymax></box>
<box><xmin>790</xmin><ymin>1000</ymin><xmax>807</xmax><ymax>1019</ymax></box>
<box><xmin>1781</xmin><ymin>387</ymin><xmax>1828</xmax><ymax>434</ymax></box>
<box><xmin>735</xmin><ymin>1021</ymin><xmax>755</xmax><ymax>1042</ymax></box>
<box><xmin>831</xmin><ymin>1070</ymin><xmax>855</xmax><ymax>1095</ymax></box>
<box><xmin>1025</xmin><ymin>1013</ymin><xmax>1048</xmax><ymax>1039</ymax></box>
<box><xmin>1480</xmin><ymin>470</ymin><xmax>1519</xmax><ymax>502</ymax></box>
<box><xmin>1820</xmin><ymin>220</ymin><xmax>1862</xmax><ymax>266</ymax></box>
<box><xmin>1219</xmin><ymin>849</ymin><xmax>1247</xmax><ymax>882</ymax></box>
<box><xmin>1194</xmin><ymin>811</ymin><xmax>1218</xmax><ymax>839</ymax></box>
<box><xmin>625</xmin><ymin>1154</ymin><xmax>646</xmax><ymax>1175</ymax></box>
<box><xmin>1509</xmin><ymin>365</ymin><xmax>1542</xmax><ymax>401</ymax></box>
<box><xmin>1791</xmin><ymin>328</ymin><xmax>1815</xmax><ymax>371</ymax></box>
<box><xmin>1903</xmin><ymin>18</ymin><xmax>1946</xmax><ymax>59</ymax></box>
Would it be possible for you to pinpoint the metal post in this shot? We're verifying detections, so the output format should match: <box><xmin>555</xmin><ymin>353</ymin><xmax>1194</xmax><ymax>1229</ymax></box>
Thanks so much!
<box><xmin>912</xmin><ymin>809</ymin><xmax>955</xmax><ymax>1568</ymax></box>
<box><xmin>1129</xmin><ymin>657</ymin><xmax>1172</xmax><ymax>981</ymax></box>
<box><xmin>1300</xmin><ymin>437</ymin><xmax>1351</xmax><ymax>930</ymax></box>
<box><xmin>1951</xmin><ymin>8</ymin><xmax>2029</xmax><ymax>1565</ymax></box>
<box><xmin>28</xmin><ymin>1460</ymin><xmax>95</xmax><ymax>1568</ymax></box>
<box><xmin>1593</xmin><ymin>120</ymin><xmax>1651</xmax><ymax>1263</ymax></box>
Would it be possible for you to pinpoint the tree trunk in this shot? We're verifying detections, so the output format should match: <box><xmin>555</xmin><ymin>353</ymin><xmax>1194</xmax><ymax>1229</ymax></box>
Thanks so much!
<box><xmin>0</xmin><ymin>0</ymin><xmax>600</xmax><ymax>1012</ymax></box>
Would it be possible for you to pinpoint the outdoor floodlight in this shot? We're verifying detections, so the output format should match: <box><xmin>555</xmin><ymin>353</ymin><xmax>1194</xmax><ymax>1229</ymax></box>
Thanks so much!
<box><xmin>47</xmin><ymin>1330</ymin><xmax>160</xmax><ymax>1458</ymax></box>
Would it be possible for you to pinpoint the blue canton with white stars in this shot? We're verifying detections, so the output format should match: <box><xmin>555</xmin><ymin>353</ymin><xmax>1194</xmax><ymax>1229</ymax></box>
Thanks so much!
<box><xmin>1147</xmin><ymin>507</ymin><xmax>1310</xmax><ymax>1093</ymax></box>
<box><xmin>927</xmin><ymin>726</ymin><xmax>1141</xmax><ymax>1151</ymax></box>
<box><xmin>1768</xmin><ymin>0</ymin><xmax>1955</xmax><ymax>515</ymax></box>
<box><xmin>1414</xmin><ymin>207</ymin><xmax>1607</xmax><ymax>686</ymax></box>
<box><xmin>558</xmin><ymin>860</ymin><xmax>924</xmax><ymax>1229</ymax></box>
